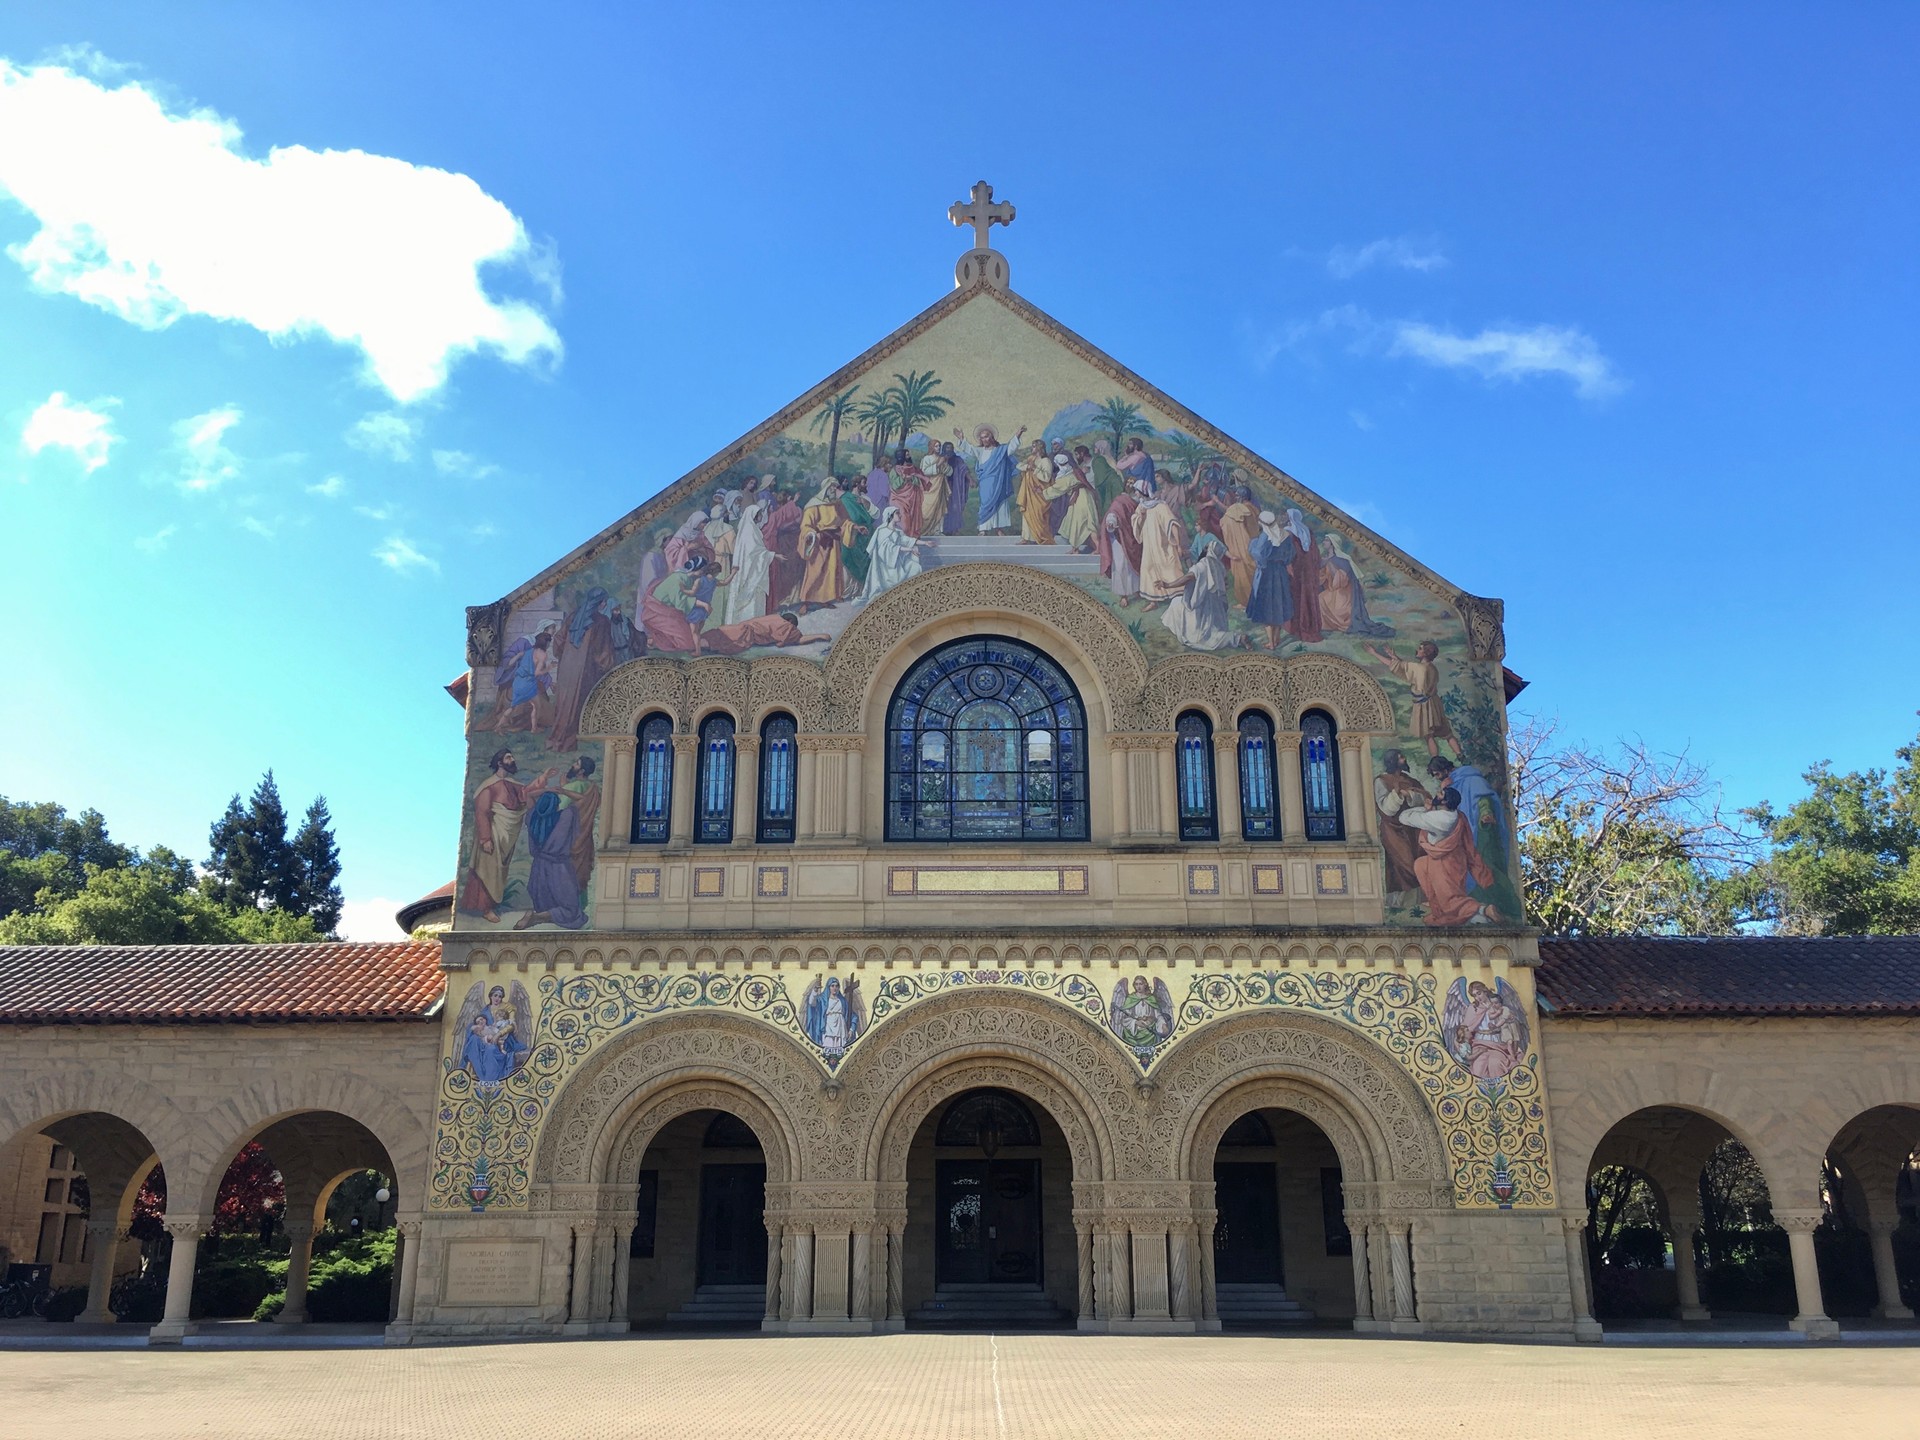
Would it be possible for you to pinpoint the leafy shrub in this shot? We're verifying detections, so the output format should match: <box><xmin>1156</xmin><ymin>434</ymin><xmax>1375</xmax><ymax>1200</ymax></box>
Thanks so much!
<box><xmin>249</xmin><ymin>1232</ymin><xmax>396</xmax><ymax>1324</ymax></box>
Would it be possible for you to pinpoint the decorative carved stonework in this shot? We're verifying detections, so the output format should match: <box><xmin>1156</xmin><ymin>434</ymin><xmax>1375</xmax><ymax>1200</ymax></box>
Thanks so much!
<box><xmin>1454</xmin><ymin>592</ymin><xmax>1506</xmax><ymax>663</ymax></box>
<box><xmin>465</xmin><ymin>601</ymin><xmax>510</xmax><ymax>667</ymax></box>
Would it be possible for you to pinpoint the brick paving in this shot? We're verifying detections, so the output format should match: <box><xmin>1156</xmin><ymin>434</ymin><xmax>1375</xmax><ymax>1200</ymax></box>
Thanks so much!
<box><xmin>3</xmin><ymin>1333</ymin><xmax>1919</xmax><ymax>1440</ymax></box>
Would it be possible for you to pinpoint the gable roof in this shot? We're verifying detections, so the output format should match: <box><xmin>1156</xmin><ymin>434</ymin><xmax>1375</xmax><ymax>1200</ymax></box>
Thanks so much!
<box><xmin>480</xmin><ymin>279</ymin><xmax>1499</xmax><ymax>638</ymax></box>
<box><xmin>1536</xmin><ymin>935</ymin><xmax>1920</xmax><ymax>1018</ymax></box>
<box><xmin>0</xmin><ymin>941</ymin><xmax>445</xmax><ymax>1024</ymax></box>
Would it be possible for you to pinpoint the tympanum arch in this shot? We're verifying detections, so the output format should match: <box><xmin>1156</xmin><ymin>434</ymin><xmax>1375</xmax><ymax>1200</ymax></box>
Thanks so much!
<box><xmin>607</xmin><ymin>1080</ymin><xmax>794</xmax><ymax>1192</ymax></box>
<box><xmin>1153</xmin><ymin>1010</ymin><xmax>1452</xmax><ymax>1191</ymax></box>
<box><xmin>531</xmin><ymin>1012</ymin><xmax>819</xmax><ymax>1188</ymax></box>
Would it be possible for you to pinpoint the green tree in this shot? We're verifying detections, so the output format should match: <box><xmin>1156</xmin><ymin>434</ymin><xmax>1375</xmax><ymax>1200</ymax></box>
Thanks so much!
<box><xmin>853</xmin><ymin>388</ymin><xmax>900</xmax><ymax>467</ymax></box>
<box><xmin>204</xmin><ymin>771</ymin><xmax>297</xmax><ymax>911</ymax></box>
<box><xmin>1511</xmin><ymin>717</ymin><xmax>1759</xmax><ymax>936</ymax></box>
<box><xmin>0</xmin><ymin>857</ymin><xmax>323</xmax><ymax>946</ymax></box>
<box><xmin>290</xmin><ymin>797</ymin><xmax>344</xmax><ymax>935</ymax></box>
<box><xmin>1095</xmin><ymin>395</ymin><xmax>1153</xmax><ymax>459</ymax></box>
<box><xmin>887</xmin><ymin>369</ymin><xmax>953</xmax><ymax>450</ymax></box>
<box><xmin>1745</xmin><ymin>722</ymin><xmax>1920</xmax><ymax>935</ymax></box>
<box><xmin>0</xmin><ymin>797</ymin><xmax>136</xmax><ymax>920</ymax></box>
<box><xmin>808</xmin><ymin>384</ymin><xmax>860</xmax><ymax>480</ymax></box>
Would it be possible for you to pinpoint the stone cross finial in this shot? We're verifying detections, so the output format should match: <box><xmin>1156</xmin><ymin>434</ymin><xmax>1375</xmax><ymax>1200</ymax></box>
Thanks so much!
<box><xmin>949</xmin><ymin>180</ymin><xmax>1015</xmax><ymax>291</ymax></box>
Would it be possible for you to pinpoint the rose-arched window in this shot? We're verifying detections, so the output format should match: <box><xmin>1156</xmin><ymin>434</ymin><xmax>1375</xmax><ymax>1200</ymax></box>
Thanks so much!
<box><xmin>885</xmin><ymin>636</ymin><xmax>1088</xmax><ymax>842</ymax></box>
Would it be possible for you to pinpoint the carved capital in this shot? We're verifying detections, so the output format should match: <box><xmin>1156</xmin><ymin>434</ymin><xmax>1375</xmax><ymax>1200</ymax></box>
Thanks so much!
<box><xmin>396</xmin><ymin>1218</ymin><xmax>424</xmax><ymax>1239</ymax></box>
<box><xmin>1774</xmin><ymin>1211</ymin><xmax>1824</xmax><ymax>1236</ymax></box>
<box><xmin>162</xmin><ymin>1218</ymin><xmax>204</xmax><ymax>1242</ymax></box>
<box><xmin>1106</xmin><ymin>731</ymin><xmax>1172</xmax><ymax>752</ymax></box>
<box><xmin>83</xmin><ymin>1218</ymin><xmax>120</xmax><ymax>1239</ymax></box>
<box><xmin>1453</xmin><ymin>591</ymin><xmax>1506</xmax><ymax>663</ymax></box>
<box><xmin>798</xmin><ymin>733</ymin><xmax>865</xmax><ymax>752</ymax></box>
<box><xmin>1560</xmin><ymin>1214</ymin><xmax>1590</xmax><ymax>1236</ymax></box>
<box><xmin>465</xmin><ymin>600</ymin><xmax>510</xmax><ymax>667</ymax></box>
<box><xmin>281</xmin><ymin>1220</ymin><xmax>316</xmax><ymax>1243</ymax></box>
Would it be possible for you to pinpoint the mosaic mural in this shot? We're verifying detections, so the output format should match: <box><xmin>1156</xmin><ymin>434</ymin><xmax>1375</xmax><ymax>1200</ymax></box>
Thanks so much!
<box><xmin>455</xmin><ymin>294</ymin><xmax>1520</xmax><ymax>934</ymax></box>
<box><xmin>430</xmin><ymin>963</ymin><xmax>1552</xmax><ymax>1214</ymax></box>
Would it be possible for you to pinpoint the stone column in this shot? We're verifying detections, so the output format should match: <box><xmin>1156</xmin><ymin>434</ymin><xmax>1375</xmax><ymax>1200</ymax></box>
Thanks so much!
<box><xmin>1562</xmin><ymin>1215</ymin><xmax>1602</xmax><ymax>1342</ymax></box>
<box><xmin>842</xmin><ymin>743</ymin><xmax>865</xmax><ymax>843</ymax></box>
<box><xmin>275</xmin><ymin>1220</ymin><xmax>317</xmax><ymax>1324</ymax></box>
<box><xmin>1168</xmin><ymin>1224</ymin><xmax>1196</xmax><ymax>1320</ymax></box>
<box><xmin>1093</xmin><ymin>1223</ymin><xmax>1115</xmax><ymax>1320</ymax></box>
<box><xmin>1213</xmin><ymin>732</ymin><xmax>1242</xmax><ymax>841</ymax></box>
<box><xmin>764</xmin><ymin>1223</ymin><xmax>785</xmax><ymax>1324</ymax></box>
<box><xmin>1155</xmin><ymin>740</ymin><xmax>1180</xmax><ymax>840</ymax></box>
<box><xmin>566</xmin><ymin>1220</ymin><xmax>600</xmax><ymax>1329</ymax></box>
<box><xmin>796</xmin><ymin>747</ymin><xmax>818</xmax><ymax>843</ymax></box>
<box><xmin>668</xmin><ymin>735</ymin><xmax>698</xmax><ymax>847</ymax></box>
<box><xmin>812</xmin><ymin>1225</ymin><xmax>851</xmax><ymax>1321</ymax></box>
<box><xmin>778</xmin><ymin>1228</ymin><xmax>798</xmax><ymax>1320</ymax></box>
<box><xmin>1197</xmin><ymin>1210</ymin><xmax>1219</xmax><ymax>1328</ymax></box>
<box><xmin>790</xmin><ymin>1228</ymin><xmax>814</xmax><ymax>1322</ymax></box>
<box><xmin>1387</xmin><ymin>1224</ymin><xmax>1417</xmax><ymax>1329</ymax></box>
<box><xmin>1869</xmin><ymin>1219</ymin><xmax>1915</xmax><ymax>1320</ymax></box>
<box><xmin>1109</xmin><ymin>1225</ymin><xmax>1134</xmax><ymax>1320</ymax></box>
<box><xmin>605</xmin><ymin>736</ymin><xmax>637</xmax><ymax>847</ymax></box>
<box><xmin>733</xmin><ymin>736</ymin><xmax>760</xmax><ymax>845</ymax></box>
<box><xmin>1075</xmin><ymin>1224</ymin><xmax>1096</xmax><ymax>1325</ymax></box>
<box><xmin>1366</xmin><ymin>1222</ymin><xmax>1392</xmax><ymax>1321</ymax></box>
<box><xmin>1779</xmin><ymin>1213</ymin><xmax>1840</xmax><ymax>1339</ymax></box>
<box><xmin>77</xmin><ymin>1220</ymin><xmax>121</xmax><ymax>1324</ymax></box>
<box><xmin>149</xmin><ymin>1219</ymin><xmax>203</xmax><ymax>1344</ymax></box>
<box><xmin>1338</xmin><ymin>734</ymin><xmax>1372</xmax><ymax>840</ymax></box>
<box><xmin>1348</xmin><ymin>1223</ymin><xmax>1373</xmax><ymax>1323</ymax></box>
<box><xmin>1277</xmin><ymin>735</ymin><xmax>1306</xmax><ymax>840</ymax></box>
<box><xmin>1107</xmin><ymin>745</ymin><xmax>1132</xmax><ymax>840</ymax></box>
<box><xmin>1670</xmin><ymin>1218</ymin><xmax>1709</xmax><ymax>1321</ymax></box>
<box><xmin>886</xmin><ymin>1224</ymin><xmax>905</xmax><ymax>1325</ymax></box>
<box><xmin>609</xmin><ymin>1223</ymin><xmax>636</xmax><ymax>1326</ymax></box>
<box><xmin>849</xmin><ymin>1222</ymin><xmax>873</xmax><ymax>1319</ymax></box>
<box><xmin>390</xmin><ymin>1218</ymin><xmax>423</xmax><ymax>1331</ymax></box>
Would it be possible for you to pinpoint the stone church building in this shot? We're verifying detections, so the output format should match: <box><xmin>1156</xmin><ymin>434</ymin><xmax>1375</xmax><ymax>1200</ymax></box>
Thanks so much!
<box><xmin>2</xmin><ymin>191</ymin><xmax>1916</xmax><ymax>1344</ymax></box>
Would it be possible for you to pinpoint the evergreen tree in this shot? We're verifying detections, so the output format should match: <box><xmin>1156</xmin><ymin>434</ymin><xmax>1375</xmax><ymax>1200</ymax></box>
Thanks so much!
<box><xmin>204</xmin><ymin>772</ymin><xmax>297</xmax><ymax>911</ymax></box>
<box><xmin>290</xmin><ymin>796</ymin><xmax>344</xmax><ymax>935</ymax></box>
<box><xmin>203</xmin><ymin>793</ymin><xmax>252</xmax><ymax>909</ymax></box>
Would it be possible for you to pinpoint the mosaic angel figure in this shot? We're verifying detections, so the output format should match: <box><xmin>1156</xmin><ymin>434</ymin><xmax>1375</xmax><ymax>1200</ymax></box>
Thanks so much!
<box><xmin>454</xmin><ymin>979</ymin><xmax>534</xmax><ymax>1084</ymax></box>
<box><xmin>1110</xmin><ymin>976</ymin><xmax>1174</xmax><ymax>1053</ymax></box>
<box><xmin>1441</xmin><ymin>977</ymin><xmax>1529</xmax><ymax>1085</ymax></box>
<box><xmin>803</xmin><ymin>976</ymin><xmax>865</xmax><ymax>1061</ymax></box>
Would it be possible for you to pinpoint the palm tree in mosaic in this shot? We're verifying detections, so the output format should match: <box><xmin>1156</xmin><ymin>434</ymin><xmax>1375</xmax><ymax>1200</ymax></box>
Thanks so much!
<box><xmin>1096</xmin><ymin>395</ymin><xmax>1155</xmax><ymax>459</ymax></box>
<box><xmin>1165</xmin><ymin>430</ymin><xmax>1222</xmax><ymax>481</ymax></box>
<box><xmin>855</xmin><ymin>388</ymin><xmax>902</xmax><ymax>467</ymax></box>
<box><xmin>887</xmin><ymin>369</ymin><xmax>953</xmax><ymax>452</ymax></box>
<box><xmin>809</xmin><ymin>384</ymin><xmax>860</xmax><ymax>480</ymax></box>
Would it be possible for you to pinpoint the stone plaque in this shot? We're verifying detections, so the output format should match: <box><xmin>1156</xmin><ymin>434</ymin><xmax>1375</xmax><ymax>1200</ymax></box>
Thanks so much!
<box><xmin>441</xmin><ymin>1238</ymin><xmax>543</xmax><ymax>1307</ymax></box>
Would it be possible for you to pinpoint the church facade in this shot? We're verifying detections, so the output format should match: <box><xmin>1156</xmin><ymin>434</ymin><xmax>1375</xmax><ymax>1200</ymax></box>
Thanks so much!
<box><xmin>2</xmin><ymin>194</ymin><xmax>1915</xmax><ymax>1344</ymax></box>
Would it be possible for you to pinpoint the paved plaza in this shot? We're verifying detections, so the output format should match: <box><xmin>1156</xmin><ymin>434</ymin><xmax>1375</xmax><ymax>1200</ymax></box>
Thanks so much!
<box><xmin>3</xmin><ymin>1333</ymin><xmax>1918</xmax><ymax>1440</ymax></box>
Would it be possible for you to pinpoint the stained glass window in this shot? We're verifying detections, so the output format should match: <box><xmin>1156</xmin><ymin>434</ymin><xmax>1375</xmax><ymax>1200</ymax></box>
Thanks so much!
<box><xmin>885</xmin><ymin>636</ymin><xmax>1088</xmax><ymax>842</ymax></box>
<box><xmin>935</xmin><ymin>1089</ymin><xmax>1041</xmax><ymax>1148</ymax></box>
<box><xmin>694</xmin><ymin>713</ymin><xmax>735</xmax><ymax>844</ymax></box>
<box><xmin>1301</xmin><ymin>709</ymin><xmax>1344</xmax><ymax>841</ymax></box>
<box><xmin>630</xmin><ymin>713</ymin><xmax>674</xmax><ymax>844</ymax></box>
<box><xmin>757</xmin><ymin>713</ymin><xmax>797</xmax><ymax>844</ymax></box>
<box><xmin>1238</xmin><ymin>710</ymin><xmax>1279</xmax><ymax>841</ymax></box>
<box><xmin>1176</xmin><ymin>711</ymin><xmax>1218</xmax><ymax>841</ymax></box>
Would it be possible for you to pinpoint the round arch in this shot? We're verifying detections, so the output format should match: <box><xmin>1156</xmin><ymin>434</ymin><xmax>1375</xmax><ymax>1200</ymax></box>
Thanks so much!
<box><xmin>1150</xmin><ymin>1010</ymin><xmax>1452</xmax><ymax>1193</ymax></box>
<box><xmin>1</xmin><ymin>1069</ymin><xmax>196</xmax><ymax>1213</ymax></box>
<box><xmin>531</xmin><ymin>1012</ymin><xmax>819</xmax><ymax>1189</ymax></box>
<box><xmin>834</xmin><ymin>988</ymin><xmax>1138</xmax><ymax>1184</ymax></box>
<box><xmin>607</xmin><ymin>1079</ymin><xmax>795</xmax><ymax>1187</ymax></box>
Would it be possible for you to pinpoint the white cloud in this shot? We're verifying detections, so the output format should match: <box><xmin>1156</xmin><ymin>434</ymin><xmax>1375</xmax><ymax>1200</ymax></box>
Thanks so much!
<box><xmin>1327</xmin><ymin>236</ymin><xmax>1448</xmax><ymax>279</ymax></box>
<box><xmin>354</xmin><ymin>502</ymin><xmax>395</xmax><ymax>521</ymax></box>
<box><xmin>239</xmin><ymin>515</ymin><xmax>275</xmax><ymax>538</ymax></box>
<box><xmin>1348</xmin><ymin>409</ymin><xmax>1374</xmax><ymax>432</ymax></box>
<box><xmin>306</xmin><ymin>474</ymin><xmax>345</xmax><ymax>499</ymax></box>
<box><xmin>1390</xmin><ymin>321</ymin><xmax>1623</xmax><ymax>399</ymax></box>
<box><xmin>431</xmin><ymin>447</ymin><xmax>498</xmax><ymax>479</ymax></box>
<box><xmin>467</xmin><ymin>520</ymin><xmax>498</xmax><ymax>541</ymax></box>
<box><xmin>134</xmin><ymin>522</ymin><xmax>177</xmax><ymax>552</ymax></box>
<box><xmin>337</xmin><ymin>895</ymin><xmax>406</xmax><ymax>942</ymax></box>
<box><xmin>347</xmin><ymin>410</ymin><xmax>416</xmax><ymax>461</ymax></box>
<box><xmin>171</xmin><ymin>404</ymin><xmax>242</xmax><ymax>491</ymax></box>
<box><xmin>21</xmin><ymin>390</ymin><xmax>120</xmax><ymax>473</ymax></box>
<box><xmin>373</xmin><ymin>534</ymin><xmax>437</xmax><ymax>574</ymax></box>
<box><xmin>0</xmin><ymin>58</ymin><xmax>562</xmax><ymax>403</ymax></box>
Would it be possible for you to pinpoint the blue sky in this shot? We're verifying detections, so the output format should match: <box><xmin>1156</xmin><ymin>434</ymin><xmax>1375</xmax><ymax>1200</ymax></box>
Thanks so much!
<box><xmin>2</xmin><ymin>4</ymin><xmax>1915</xmax><ymax>937</ymax></box>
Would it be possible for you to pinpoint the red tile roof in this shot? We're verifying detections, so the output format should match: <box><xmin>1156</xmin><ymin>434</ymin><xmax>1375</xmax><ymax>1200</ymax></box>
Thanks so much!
<box><xmin>0</xmin><ymin>941</ymin><xmax>445</xmax><ymax>1024</ymax></box>
<box><xmin>1536</xmin><ymin>935</ymin><xmax>1920</xmax><ymax>1018</ymax></box>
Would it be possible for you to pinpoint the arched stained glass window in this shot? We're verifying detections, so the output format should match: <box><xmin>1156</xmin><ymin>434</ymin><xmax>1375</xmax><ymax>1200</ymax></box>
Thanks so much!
<box><xmin>1176</xmin><ymin>711</ymin><xmax>1217</xmax><ymax>842</ymax></box>
<box><xmin>757</xmin><ymin>713</ymin><xmax>797</xmax><ymax>844</ymax></box>
<box><xmin>694</xmin><ymin>713</ymin><xmax>735</xmax><ymax>844</ymax></box>
<box><xmin>935</xmin><ymin>1089</ymin><xmax>1041</xmax><ymax>1149</ymax></box>
<box><xmin>631</xmin><ymin>713</ymin><xmax>674</xmax><ymax>844</ymax></box>
<box><xmin>1238</xmin><ymin>710</ymin><xmax>1279</xmax><ymax>841</ymax></box>
<box><xmin>1301</xmin><ymin>709</ymin><xmax>1344</xmax><ymax>841</ymax></box>
<box><xmin>885</xmin><ymin>636</ymin><xmax>1088</xmax><ymax>842</ymax></box>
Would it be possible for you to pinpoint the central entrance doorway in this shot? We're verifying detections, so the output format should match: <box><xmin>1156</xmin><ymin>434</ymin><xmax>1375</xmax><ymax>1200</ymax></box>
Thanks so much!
<box><xmin>934</xmin><ymin>1159</ymin><xmax>1041</xmax><ymax>1285</ymax></box>
<box><xmin>697</xmin><ymin>1161</ymin><xmax>767</xmax><ymax>1287</ymax></box>
<box><xmin>907</xmin><ymin>1087</ymin><xmax>1072</xmax><ymax>1327</ymax></box>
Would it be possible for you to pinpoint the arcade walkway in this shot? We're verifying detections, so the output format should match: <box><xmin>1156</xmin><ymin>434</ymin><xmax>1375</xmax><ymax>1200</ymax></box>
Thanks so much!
<box><xmin>4</xmin><ymin>1332</ymin><xmax>1918</xmax><ymax>1440</ymax></box>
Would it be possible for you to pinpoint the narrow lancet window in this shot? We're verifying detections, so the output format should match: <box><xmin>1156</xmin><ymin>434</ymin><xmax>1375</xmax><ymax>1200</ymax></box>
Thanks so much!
<box><xmin>631</xmin><ymin>713</ymin><xmax>674</xmax><ymax>844</ymax></box>
<box><xmin>1176</xmin><ymin>710</ymin><xmax>1218</xmax><ymax>842</ymax></box>
<box><xmin>1238</xmin><ymin>710</ymin><xmax>1279</xmax><ymax>841</ymax></box>
<box><xmin>757</xmin><ymin>713</ymin><xmax>797</xmax><ymax>843</ymax></box>
<box><xmin>694</xmin><ymin>713</ymin><xmax>735</xmax><ymax>844</ymax></box>
<box><xmin>1300</xmin><ymin>709</ymin><xmax>1344</xmax><ymax>841</ymax></box>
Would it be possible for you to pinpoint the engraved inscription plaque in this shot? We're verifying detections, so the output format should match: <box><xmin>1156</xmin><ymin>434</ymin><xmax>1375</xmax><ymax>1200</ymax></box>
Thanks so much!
<box><xmin>441</xmin><ymin>1238</ymin><xmax>543</xmax><ymax>1307</ymax></box>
